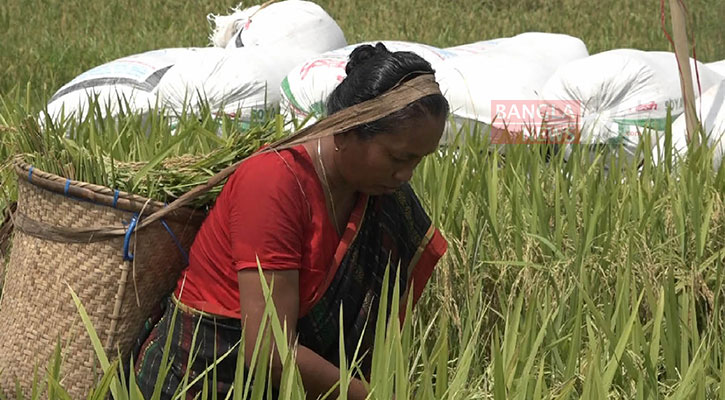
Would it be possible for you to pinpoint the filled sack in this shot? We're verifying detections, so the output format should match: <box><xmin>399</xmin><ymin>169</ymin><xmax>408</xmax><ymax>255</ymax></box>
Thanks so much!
<box><xmin>280</xmin><ymin>40</ymin><xmax>453</xmax><ymax>126</ymax></box>
<box><xmin>45</xmin><ymin>48</ymin><xmax>198</xmax><ymax>122</ymax></box>
<box><xmin>707</xmin><ymin>60</ymin><xmax>725</xmax><ymax>78</ymax></box>
<box><xmin>541</xmin><ymin>49</ymin><xmax>723</xmax><ymax>163</ymax></box>
<box><xmin>156</xmin><ymin>46</ymin><xmax>321</xmax><ymax>122</ymax></box>
<box><xmin>435</xmin><ymin>32</ymin><xmax>589</xmax><ymax>142</ymax></box>
<box><xmin>208</xmin><ymin>0</ymin><xmax>346</xmax><ymax>53</ymax></box>
<box><xmin>47</xmin><ymin>0</ymin><xmax>346</xmax><ymax>124</ymax></box>
<box><xmin>442</xmin><ymin>37</ymin><xmax>508</xmax><ymax>57</ymax></box>
<box><xmin>653</xmin><ymin>79</ymin><xmax>725</xmax><ymax>169</ymax></box>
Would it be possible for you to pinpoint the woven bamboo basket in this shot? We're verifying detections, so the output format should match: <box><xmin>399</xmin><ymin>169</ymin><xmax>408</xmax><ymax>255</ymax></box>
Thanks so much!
<box><xmin>0</xmin><ymin>161</ymin><xmax>206</xmax><ymax>397</ymax></box>
<box><xmin>0</xmin><ymin>202</ymin><xmax>13</xmax><ymax>280</ymax></box>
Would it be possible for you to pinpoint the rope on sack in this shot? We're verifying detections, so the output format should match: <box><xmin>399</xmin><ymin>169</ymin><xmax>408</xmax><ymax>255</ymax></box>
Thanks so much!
<box><xmin>250</xmin><ymin>0</ymin><xmax>279</xmax><ymax>18</ymax></box>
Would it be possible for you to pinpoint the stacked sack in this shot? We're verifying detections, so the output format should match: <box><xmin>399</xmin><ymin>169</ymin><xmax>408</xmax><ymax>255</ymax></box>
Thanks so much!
<box><xmin>435</xmin><ymin>32</ymin><xmax>589</xmax><ymax>144</ymax></box>
<box><xmin>541</xmin><ymin>49</ymin><xmax>723</xmax><ymax>164</ymax></box>
<box><xmin>654</xmin><ymin>79</ymin><xmax>725</xmax><ymax>169</ymax></box>
<box><xmin>208</xmin><ymin>0</ymin><xmax>344</xmax><ymax>53</ymax></box>
<box><xmin>280</xmin><ymin>40</ymin><xmax>456</xmax><ymax>126</ymax></box>
<box><xmin>45</xmin><ymin>48</ymin><xmax>197</xmax><ymax>121</ymax></box>
<box><xmin>707</xmin><ymin>59</ymin><xmax>725</xmax><ymax>78</ymax></box>
<box><xmin>442</xmin><ymin>37</ymin><xmax>509</xmax><ymax>58</ymax></box>
<box><xmin>45</xmin><ymin>0</ymin><xmax>346</xmax><ymax>124</ymax></box>
<box><xmin>279</xmin><ymin>32</ymin><xmax>589</xmax><ymax>145</ymax></box>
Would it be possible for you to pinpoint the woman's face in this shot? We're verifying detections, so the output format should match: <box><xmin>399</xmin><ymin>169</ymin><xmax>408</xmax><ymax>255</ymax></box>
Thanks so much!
<box><xmin>334</xmin><ymin>113</ymin><xmax>446</xmax><ymax>195</ymax></box>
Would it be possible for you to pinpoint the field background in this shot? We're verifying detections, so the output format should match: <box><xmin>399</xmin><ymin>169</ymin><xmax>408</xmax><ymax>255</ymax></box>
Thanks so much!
<box><xmin>1</xmin><ymin>0</ymin><xmax>724</xmax><ymax>105</ymax></box>
<box><xmin>2</xmin><ymin>0</ymin><xmax>725</xmax><ymax>398</ymax></box>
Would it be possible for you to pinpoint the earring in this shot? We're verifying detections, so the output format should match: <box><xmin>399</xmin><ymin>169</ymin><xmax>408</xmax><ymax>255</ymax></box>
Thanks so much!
<box><xmin>334</xmin><ymin>145</ymin><xmax>340</xmax><ymax>152</ymax></box>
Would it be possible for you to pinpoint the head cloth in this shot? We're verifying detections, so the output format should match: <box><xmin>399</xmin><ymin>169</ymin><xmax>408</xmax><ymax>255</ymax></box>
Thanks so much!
<box><xmin>266</xmin><ymin>73</ymin><xmax>443</xmax><ymax>150</ymax></box>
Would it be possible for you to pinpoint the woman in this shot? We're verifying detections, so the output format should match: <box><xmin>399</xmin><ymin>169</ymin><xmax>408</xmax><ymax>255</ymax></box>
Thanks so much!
<box><xmin>134</xmin><ymin>43</ymin><xmax>449</xmax><ymax>399</ymax></box>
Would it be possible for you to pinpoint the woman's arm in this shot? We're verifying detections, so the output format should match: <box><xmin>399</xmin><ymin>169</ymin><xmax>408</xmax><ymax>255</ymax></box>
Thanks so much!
<box><xmin>238</xmin><ymin>269</ymin><xmax>368</xmax><ymax>400</ymax></box>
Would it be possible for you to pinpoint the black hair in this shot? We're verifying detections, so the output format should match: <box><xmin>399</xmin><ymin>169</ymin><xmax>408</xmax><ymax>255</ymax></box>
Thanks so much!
<box><xmin>325</xmin><ymin>42</ymin><xmax>449</xmax><ymax>138</ymax></box>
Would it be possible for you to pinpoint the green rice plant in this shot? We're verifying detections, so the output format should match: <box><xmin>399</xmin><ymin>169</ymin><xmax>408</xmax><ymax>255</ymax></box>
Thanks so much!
<box><xmin>0</xmin><ymin>224</ymin><xmax>494</xmax><ymax>399</ymax></box>
<box><xmin>2</xmin><ymin>0</ymin><xmax>725</xmax><ymax>397</ymax></box>
<box><xmin>409</xmin><ymin>119</ymin><xmax>725</xmax><ymax>398</ymax></box>
<box><xmin>0</xmin><ymin>91</ymin><xmax>286</xmax><ymax>209</ymax></box>
<box><xmin>57</xmin><ymin>260</ymin><xmax>468</xmax><ymax>399</ymax></box>
<box><xmin>3</xmin><ymin>115</ymin><xmax>725</xmax><ymax>398</ymax></box>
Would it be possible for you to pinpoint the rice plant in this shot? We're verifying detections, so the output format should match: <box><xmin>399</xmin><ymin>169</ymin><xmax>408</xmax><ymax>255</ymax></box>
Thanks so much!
<box><xmin>2</xmin><ymin>0</ymin><xmax>725</xmax><ymax>396</ymax></box>
<box><xmin>0</xmin><ymin>91</ymin><xmax>286</xmax><ymax>209</ymax></box>
<box><xmin>2</xmin><ymin>114</ymin><xmax>725</xmax><ymax>398</ymax></box>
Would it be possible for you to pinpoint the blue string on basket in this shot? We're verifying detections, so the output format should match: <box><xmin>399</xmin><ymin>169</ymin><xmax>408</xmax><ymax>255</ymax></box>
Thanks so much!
<box><xmin>122</xmin><ymin>214</ymin><xmax>189</xmax><ymax>264</ymax></box>
<box><xmin>122</xmin><ymin>214</ymin><xmax>139</xmax><ymax>261</ymax></box>
<box><xmin>160</xmin><ymin>218</ymin><xmax>190</xmax><ymax>265</ymax></box>
<box><xmin>25</xmin><ymin>166</ymin><xmax>190</xmax><ymax>263</ymax></box>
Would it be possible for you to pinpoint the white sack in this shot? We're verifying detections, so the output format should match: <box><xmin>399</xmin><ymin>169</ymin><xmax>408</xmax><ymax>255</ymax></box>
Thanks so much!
<box><xmin>156</xmin><ymin>46</ymin><xmax>319</xmax><ymax>122</ymax></box>
<box><xmin>46</xmin><ymin>48</ymin><xmax>197</xmax><ymax>121</ymax></box>
<box><xmin>208</xmin><ymin>0</ymin><xmax>346</xmax><ymax>53</ymax></box>
<box><xmin>436</xmin><ymin>32</ymin><xmax>588</xmax><ymax>141</ymax></box>
<box><xmin>443</xmin><ymin>38</ymin><xmax>508</xmax><ymax>57</ymax></box>
<box><xmin>208</xmin><ymin>4</ymin><xmax>261</xmax><ymax>47</ymax></box>
<box><xmin>542</xmin><ymin>49</ymin><xmax>723</xmax><ymax>162</ymax></box>
<box><xmin>280</xmin><ymin>41</ymin><xmax>452</xmax><ymax>126</ymax></box>
<box><xmin>654</xmin><ymin>79</ymin><xmax>725</xmax><ymax>169</ymax></box>
<box><xmin>707</xmin><ymin>60</ymin><xmax>725</xmax><ymax>78</ymax></box>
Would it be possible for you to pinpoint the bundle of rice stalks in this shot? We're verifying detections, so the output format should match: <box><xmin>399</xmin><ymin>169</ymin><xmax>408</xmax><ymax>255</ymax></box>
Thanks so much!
<box><xmin>2</xmin><ymin>98</ymin><xmax>286</xmax><ymax>209</ymax></box>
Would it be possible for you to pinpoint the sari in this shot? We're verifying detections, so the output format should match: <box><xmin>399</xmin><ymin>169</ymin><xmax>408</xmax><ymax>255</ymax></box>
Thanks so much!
<box><xmin>133</xmin><ymin>182</ymin><xmax>446</xmax><ymax>398</ymax></box>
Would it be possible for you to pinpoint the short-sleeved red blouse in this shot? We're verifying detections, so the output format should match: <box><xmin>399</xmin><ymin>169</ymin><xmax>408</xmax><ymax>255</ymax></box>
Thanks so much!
<box><xmin>175</xmin><ymin>145</ymin><xmax>342</xmax><ymax>318</ymax></box>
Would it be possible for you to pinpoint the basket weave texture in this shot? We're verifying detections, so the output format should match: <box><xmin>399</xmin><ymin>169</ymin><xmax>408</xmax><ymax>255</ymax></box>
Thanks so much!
<box><xmin>0</xmin><ymin>170</ymin><xmax>203</xmax><ymax>397</ymax></box>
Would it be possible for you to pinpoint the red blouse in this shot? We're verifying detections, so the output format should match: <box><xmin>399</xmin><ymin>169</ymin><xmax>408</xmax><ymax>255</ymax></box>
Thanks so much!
<box><xmin>175</xmin><ymin>145</ymin><xmax>350</xmax><ymax>318</ymax></box>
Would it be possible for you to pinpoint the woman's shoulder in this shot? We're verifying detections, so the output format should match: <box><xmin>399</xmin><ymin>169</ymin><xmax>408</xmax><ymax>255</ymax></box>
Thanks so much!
<box><xmin>224</xmin><ymin>144</ymin><xmax>316</xmax><ymax>202</ymax></box>
<box><xmin>240</xmin><ymin>145</ymin><xmax>311</xmax><ymax>174</ymax></box>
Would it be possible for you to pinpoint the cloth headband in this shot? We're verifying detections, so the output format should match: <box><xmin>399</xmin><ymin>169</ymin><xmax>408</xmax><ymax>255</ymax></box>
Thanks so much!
<box><xmin>266</xmin><ymin>73</ymin><xmax>443</xmax><ymax>150</ymax></box>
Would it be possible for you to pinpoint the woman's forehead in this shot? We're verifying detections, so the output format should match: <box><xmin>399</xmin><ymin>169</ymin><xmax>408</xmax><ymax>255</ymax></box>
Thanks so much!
<box><xmin>373</xmin><ymin>114</ymin><xmax>445</xmax><ymax>154</ymax></box>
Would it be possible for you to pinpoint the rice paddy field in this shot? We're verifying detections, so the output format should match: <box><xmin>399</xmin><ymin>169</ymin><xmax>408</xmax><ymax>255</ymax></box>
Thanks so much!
<box><xmin>2</xmin><ymin>0</ymin><xmax>725</xmax><ymax>398</ymax></box>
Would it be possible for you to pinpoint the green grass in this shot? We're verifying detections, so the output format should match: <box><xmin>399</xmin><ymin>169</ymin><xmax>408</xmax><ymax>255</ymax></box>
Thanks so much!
<box><xmin>2</xmin><ymin>0</ymin><xmax>725</xmax><ymax>398</ymax></box>
<box><xmin>6</xmin><ymin>123</ymin><xmax>725</xmax><ymax>399</ymax></box>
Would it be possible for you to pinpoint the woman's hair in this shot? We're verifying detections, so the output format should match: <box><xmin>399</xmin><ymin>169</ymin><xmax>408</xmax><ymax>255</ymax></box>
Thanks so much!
<box><xmin>326</xmin><ymin>42</ymin><xmax>449</xmax><ymax>138</ymax></box>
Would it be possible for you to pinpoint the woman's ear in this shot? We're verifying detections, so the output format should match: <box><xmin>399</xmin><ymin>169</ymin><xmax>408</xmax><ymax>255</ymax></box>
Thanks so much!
<box><xmin>334</xmin><ymin>130</ymin><xmax>356</xmax><ymax>152</ymax></box>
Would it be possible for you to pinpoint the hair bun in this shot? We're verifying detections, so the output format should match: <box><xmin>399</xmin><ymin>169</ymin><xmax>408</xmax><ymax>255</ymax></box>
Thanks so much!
<box><xmin>345</xmin><ymin>42</ymin><xmax>390</xmax><ymax>75</ymax></box>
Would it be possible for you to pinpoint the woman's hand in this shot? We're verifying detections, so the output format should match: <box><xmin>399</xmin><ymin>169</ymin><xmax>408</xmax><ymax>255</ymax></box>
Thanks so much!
<box><xmin>238</xmin><ymin>269</ymin><xmax>369</xmax><ymax>400</ymax></box>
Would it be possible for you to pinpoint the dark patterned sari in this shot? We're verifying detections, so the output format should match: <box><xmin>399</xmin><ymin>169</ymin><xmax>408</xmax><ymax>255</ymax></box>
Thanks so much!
<box><xmin>134</xmin><ymin>183</ymin><xmax>446</xmax><ymax>399</ymax></box>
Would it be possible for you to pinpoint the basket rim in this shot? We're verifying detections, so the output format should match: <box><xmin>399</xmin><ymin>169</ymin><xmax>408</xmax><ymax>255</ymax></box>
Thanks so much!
<box><xmin>13</xmin><ymin>158</ymin><xmax>204</xmax><ymax>224</ymax></box>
